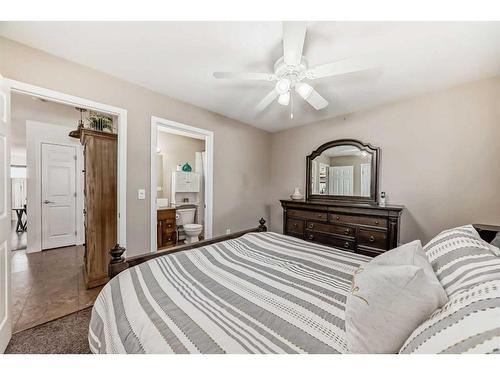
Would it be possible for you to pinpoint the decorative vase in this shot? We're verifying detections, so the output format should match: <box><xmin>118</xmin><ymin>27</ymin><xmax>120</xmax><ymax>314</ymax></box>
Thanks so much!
<box><xmin>290</xmin><ymin>187</ymin><xmax>304</xmax><ymax>200</ymax></box>
<box><xmin>182</xmin><ymin>163</ymin><xmax>192</xmax><ymax>172</ymax></box>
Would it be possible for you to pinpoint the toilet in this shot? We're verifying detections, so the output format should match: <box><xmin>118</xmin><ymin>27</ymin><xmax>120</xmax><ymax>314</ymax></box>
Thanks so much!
<box><xmin>176</xmin><ymin>207</ymin><xmax>203</xmax><ymax>243</ymax></box>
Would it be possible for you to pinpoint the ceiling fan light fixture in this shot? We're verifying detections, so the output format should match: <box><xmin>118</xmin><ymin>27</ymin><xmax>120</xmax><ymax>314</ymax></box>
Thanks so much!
<box><xmin>295</xmin><ymin>82</ymin><xmax>313</xmax><ymax>99</ymax></box>
<box><xmin>276</xmin><ymin>78</ymin><xmax>291</xmax><ymax>95</ymax></box>
<box><xmin>278</xmin><ymin>92</ymin><xmax>290</xmax><ymax>106</ymax></box>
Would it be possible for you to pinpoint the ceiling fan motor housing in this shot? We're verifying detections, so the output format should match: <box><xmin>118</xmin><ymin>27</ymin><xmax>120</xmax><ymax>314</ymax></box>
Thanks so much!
<box><xmin>274</xmin><ymin>56</ymin><xmax>308</xmax><ymax>83</ymax></box>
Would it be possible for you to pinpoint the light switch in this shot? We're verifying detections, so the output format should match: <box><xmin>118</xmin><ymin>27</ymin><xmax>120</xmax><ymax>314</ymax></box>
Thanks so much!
<box><xmin>138</xmin><ymin>189</ymin><xmax>146</xmax><ymax>200</ymax></box>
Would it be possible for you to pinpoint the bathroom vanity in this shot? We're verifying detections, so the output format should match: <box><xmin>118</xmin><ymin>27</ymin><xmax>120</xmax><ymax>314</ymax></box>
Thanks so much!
<box><xmin>157</xmin><ymin>207</ymin><xmax>177</xmax><ymax>249</ymax></box>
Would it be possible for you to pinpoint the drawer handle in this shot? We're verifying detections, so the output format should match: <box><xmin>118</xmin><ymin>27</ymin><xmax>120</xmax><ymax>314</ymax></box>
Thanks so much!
<box><xmin>344</xmin><ymin>229</ymin><xmax>350</xmax><ymax>235</ymax></box>
<box><xmin>335</xmin><ymin>216</ymin><xmax>340</xmax><ymax>220</ymax></box>
<box><xmin>317</xmin><ymin>214</ymin><xmax>323</xmax><ymax>218</ymax></box>
<box><xmin>344</xmin><ymin>241</ymin><xmax>350</xmax><ymax>248</ymax></box>
<box><xmin>292</xmin><ymin>223</ymin><xmax>298</xmax><ymax>228</ymax></box>
<box><xmin>374</xmin><ymin>220</ymin><xmax>380</xmax><ymax>225</ymax></box>
<box><xmin>308</xmin><ymin>234</ymin><xmax>314</xmax><ymax>240</ymax></box>
<box><xmin>308</xmin><ymin>223</ymin><xmax>314</xmax><ymax>229</ymax></box>
<box><xmin>369</xmin><ymin>235</ymin><xmax>375</xmax><ymax>242</ymax></box>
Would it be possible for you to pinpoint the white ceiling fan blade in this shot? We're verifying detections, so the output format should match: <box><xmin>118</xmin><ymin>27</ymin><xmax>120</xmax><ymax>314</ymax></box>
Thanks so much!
<box><xmin>282</xmin><ymin>21</ymin><xmax>307</xmax><ymax>67</ymax></box>
<box><xmin>213</xmin><ymin>72</ymin><xmax>277</xmax><ymax>81</ymax></box>
<box><xmin>305</xmin><ymin>59</ymin><xmax>372</xmax><ymax>80</ymax></box>
<box><xmin>303</xmin><ymin>88</ymin><xmax>328</xmax><ymax>110</ymax></box>
<box><xmin>256</xmin><ymin>89</ymin><xmax>279</xmax><ymax>112</ymax></box>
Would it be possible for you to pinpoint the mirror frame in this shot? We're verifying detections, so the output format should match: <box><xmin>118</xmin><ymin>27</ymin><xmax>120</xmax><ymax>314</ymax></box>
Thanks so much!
<box><xmin>305</xmin><ymin>139</ymin><xmax>380</xmax><ymax>204</ymax></box>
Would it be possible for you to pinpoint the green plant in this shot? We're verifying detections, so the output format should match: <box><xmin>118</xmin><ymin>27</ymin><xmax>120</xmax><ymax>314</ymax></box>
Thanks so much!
<box><xmin>87</xmin><ymin>111</ymin><xmax>114</xmax><ymax>132</ymax></box>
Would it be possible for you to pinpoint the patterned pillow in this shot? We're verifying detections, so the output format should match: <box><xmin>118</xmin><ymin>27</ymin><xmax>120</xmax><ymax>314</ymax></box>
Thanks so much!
<box><xmin>424</xmin><ymin>224</ymin><xmax>500</xmax><ymax>296</ymax></box>
<box><xmin>399</xmin><ymin>280</ymin><xmax>500</xmax><ymax>354</ymax></box>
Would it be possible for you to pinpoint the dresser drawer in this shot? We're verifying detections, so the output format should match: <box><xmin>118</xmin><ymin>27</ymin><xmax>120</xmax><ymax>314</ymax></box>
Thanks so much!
<box><xmin>286</xmin><ymin>218</ymin><xmax>304</xmax><ymax>235</ymax></box>
<box><xmin>358</xmin><ymin>228</ymin><xmax>388</xmax><ymax>250</ymax></box>
<box><xmin>304</xmin><ymin>230</ymin><xmax>355</xmax><ymax>252</ymax></box>
<box><xmin>329</xmin><ymin>213</ymin><xmax>387</xmax><ymax>228</ymax></box>
<box><xmin>305</xmin><ymin>221</ymin><xmax>355</xmax><ymax>238</ymax></box>
<box><xmin>288</xmin><ymin>209</ymin><xmax>328</xmax><ymax>222</ymax></box>
<box><xmin>357</xmin><ymin>245</ymin><xmax>385</xmax><ymax>258</ymax></box>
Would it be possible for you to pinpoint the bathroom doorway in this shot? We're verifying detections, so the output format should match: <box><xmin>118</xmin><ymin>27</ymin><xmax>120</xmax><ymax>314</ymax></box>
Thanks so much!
<box><xmin>150</xmin><ymin>116</ymin><xmax>214</xmax><ymax>252</ymax></box>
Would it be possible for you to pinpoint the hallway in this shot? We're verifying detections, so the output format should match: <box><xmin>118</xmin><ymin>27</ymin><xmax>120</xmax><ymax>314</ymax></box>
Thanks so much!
<box><xmin>11</xmin><ymin>246</ymin><xmax>103</xmax><ymax>333</ymax></box>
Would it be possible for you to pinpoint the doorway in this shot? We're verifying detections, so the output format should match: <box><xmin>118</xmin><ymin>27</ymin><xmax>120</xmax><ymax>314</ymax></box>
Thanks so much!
<box><xmin>150</xmin><ymin>116</ymin><xmax>214</xmax><ymax>252</ymax></box>
<box><xmin>0</xmin><ymin>77</ymin><xmax>128</xmax><ymax>350</ymax></box>
<box><xmin>330</xmin><ymin>166</ymin><xmax>354</xmax><ymax>196</ymax></box>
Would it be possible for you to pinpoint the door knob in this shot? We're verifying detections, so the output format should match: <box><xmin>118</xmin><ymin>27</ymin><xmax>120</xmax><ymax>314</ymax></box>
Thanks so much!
<box><xmin>43</xmin><ymin>200</ymin><xmax>54</xmax><ymax>204</ymax></box>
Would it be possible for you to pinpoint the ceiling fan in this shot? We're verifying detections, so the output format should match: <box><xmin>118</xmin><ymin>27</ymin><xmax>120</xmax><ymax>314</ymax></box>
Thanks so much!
<box><xmin>213</xmin><ymin>22</ymin><xmax>371</xmax><ymax>118</ymax></box>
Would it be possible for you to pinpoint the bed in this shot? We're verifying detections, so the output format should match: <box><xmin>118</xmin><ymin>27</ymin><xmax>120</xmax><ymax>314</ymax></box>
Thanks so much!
<box><xmin>89</xmin><ymin>231</ymin><xmax>370</xmax><ymax>354</ymax></box>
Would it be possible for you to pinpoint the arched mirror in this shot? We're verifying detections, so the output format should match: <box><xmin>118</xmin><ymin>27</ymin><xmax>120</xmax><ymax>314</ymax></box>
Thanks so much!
<box><xmin>306</xmin><ymin>139</ymin><xmax>380</xmax><ymax>203</ymax></box>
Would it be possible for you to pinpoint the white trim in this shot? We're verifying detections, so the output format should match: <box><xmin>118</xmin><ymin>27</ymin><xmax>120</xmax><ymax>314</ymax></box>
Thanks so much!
<box><xmin>6</xmin><ymin>79</ymin><xmax>127</xmax><ymax>247</ymax></box>
<box><xmin>150</xmin><ymin>116</ymin><xmax>213</xmax><ymax>252</ymax></box>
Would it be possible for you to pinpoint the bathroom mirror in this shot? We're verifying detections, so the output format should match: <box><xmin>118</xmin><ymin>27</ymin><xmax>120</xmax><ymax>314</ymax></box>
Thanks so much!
<box><xmin>306</xmin><ymin>139</ymin><xmax>380</xmax><ymax>203</ymax></box>
<box><xmin>156</xmin><ymin>154</ymin><xmax>165</xmax><ymax>197</ymax></box>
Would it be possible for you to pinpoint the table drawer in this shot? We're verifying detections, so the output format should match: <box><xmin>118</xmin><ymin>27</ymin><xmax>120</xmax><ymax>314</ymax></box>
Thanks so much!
<box><xmin>305</xmin><ymin>221</ymin><xmax>355</xmax><ymax>238</ymax></box>
<box><xmin>286</xmin><ymin>218</ymin><xmax>304</xmax><ymax>235</ymax></box>
<box><xmin>158</xmin><ymin>209</ymin><xmax>176</xmax><ymax>221</ymax></box>
<box><xmin>304</xmin><ymin>230</ymin><xmax>355</xmax><ymax>252</ymax></box>
<box><xmin>358</xmin><ymin>228</ymin><xmax>388</xmax><ymax>250</ymax></box>
<box><xmin>160</xmin><ymin>219</ymin><xmax>176</xmax><ymax>232</ymax></box>
<box><xmin>329</xmin><ymin>213</ymin><xmax>387</xmax><ymax>228</ymax></box>
<box><xmin>288</xmin><ymin>209</ymin><xmax>328</xmax><ymax>222</ymax></box>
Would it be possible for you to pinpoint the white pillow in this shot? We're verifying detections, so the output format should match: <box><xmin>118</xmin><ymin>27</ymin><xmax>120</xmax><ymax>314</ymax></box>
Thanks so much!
<box><xmin>345</xmin><ymin>240</ymin><xmax>448</xmax><ymax>354</ymax></box>
<box><xmin>400</xmin><ymin>280</ymin><xmax>500</xmax><ymax>353</ymax></box>
<box><xmin>423</xmin><ymin>224</ymin><xmax>500</xmax><ymax>296</ymax></box>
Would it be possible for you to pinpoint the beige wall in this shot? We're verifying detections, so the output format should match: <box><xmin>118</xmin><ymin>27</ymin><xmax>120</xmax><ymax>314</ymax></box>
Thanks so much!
<box><xmin>0</xmin><ymin>37</ymin><xmax>271</xmax><ymax>256</ymax></box>
<box><xmin>156</xmin><ymin>131</ymin><xmax>205</xmax><ymax>201</ymax></box>
<box><xmin>3</xmin><ymin>36</ymin><xmax>500</xmax><ymax>250</ymax></box>
<box><xmin>269</xmin><ymin>76</ymin><xmax>500</xmax><ymax>244</ymax></box>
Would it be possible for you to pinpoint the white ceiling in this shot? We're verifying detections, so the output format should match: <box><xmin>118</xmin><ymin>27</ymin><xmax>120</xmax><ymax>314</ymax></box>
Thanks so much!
<box><xmin>322</xmin><ymin>145</ymin><xmax>363</xmax><ymax>157</ymax></box>
<box><xmin>1</xmin><ymin>21</ymin><xmax>500</xmax><ymax>132</ymax></box>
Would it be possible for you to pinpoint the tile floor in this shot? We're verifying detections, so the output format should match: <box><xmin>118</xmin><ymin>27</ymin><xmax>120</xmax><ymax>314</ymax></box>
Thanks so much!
<box><xmin>10</xmin><ymin>221</ymin><xmax>27</xmax><ymax>251</ymax></box>
<box><xmin>11</xmin><ymin>246</ymin><xmax>103</xmax><ymax>333</ymax></box>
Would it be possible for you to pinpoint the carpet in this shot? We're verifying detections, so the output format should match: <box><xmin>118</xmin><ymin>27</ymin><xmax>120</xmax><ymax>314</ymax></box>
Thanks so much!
<box><xmin>6</xmin><ymin>307</ymin><xmax>92</xmax><ymax>354</ymax></box>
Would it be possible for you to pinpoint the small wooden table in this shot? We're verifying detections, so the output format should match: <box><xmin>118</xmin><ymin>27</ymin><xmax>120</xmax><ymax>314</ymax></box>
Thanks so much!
<box><xmin>473</xmin><ymin>224</ymin><xmax>500</xmax><ymax>243</ymax></box>
<box><xmin>12</xmin><ymin>207</ymin><xmax>27</xmax><ymax>232</ymax></box>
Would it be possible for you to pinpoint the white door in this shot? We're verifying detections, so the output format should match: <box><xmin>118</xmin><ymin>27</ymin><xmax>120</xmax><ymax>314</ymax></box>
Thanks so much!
<box><xmin>360</xmin><ymin>163</ymin><xmax>371</xmax><ymax>197</ymax></box>
<box><xmin>41</xmin><ymin>143</ymin><xmax>76</xmax><ymax>249</ymax></box>
<box><xmin>330</xmin><ymin>166</ymin><xmax>354</xmax><ymax>196</ymax></box>
<box><xmin>0</xmin><ymin>75</ymin><xmax>12</xmax><ymax>352</ymax></box>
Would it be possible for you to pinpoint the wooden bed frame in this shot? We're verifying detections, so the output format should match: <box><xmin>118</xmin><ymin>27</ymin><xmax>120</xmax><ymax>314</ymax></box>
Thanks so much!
<box><xmin>108</xmin><ymin>221</ymin><xmax>499</xmax><ymax>279</ymax></box>
<box><xmin>108</xmin><ymin>218</ymin><xmax>267</xmax><ymax>278</ymax></box>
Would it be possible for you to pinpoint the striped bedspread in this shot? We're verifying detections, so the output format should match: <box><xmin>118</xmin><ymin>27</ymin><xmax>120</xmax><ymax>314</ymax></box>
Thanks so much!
<box><xmin>89</xmin><ymin>232</ymin><xmax>370</xmax><ymax>354</ymax></box>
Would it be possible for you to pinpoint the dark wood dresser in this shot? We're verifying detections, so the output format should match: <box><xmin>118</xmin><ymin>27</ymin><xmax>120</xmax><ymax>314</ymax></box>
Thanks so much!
<box><xmin>81</xmin><ymin>129</ymin><xmax>117</xmax><ymax>289</ymax></box>
<box><xmin>157</xmin><ymin>208</ymin><xmax>177</xmax><ymax>249</ymax></box>
<box><xmin>281</xmin><ymin>200</ymin><xmax>404</xmax><ymax>257</ymax></box>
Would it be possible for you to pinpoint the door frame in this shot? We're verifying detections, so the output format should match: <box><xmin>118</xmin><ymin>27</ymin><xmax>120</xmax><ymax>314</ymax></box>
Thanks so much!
<box><xmin>360</xmin><ymin>163</ymin><xmax>371</xmax><ymax>197</ymax></box>
<box><xmin>6</xmin><ymin>79</ymin><xmax>127</xmax><ymax>248</ymax></box>
<box><xmin>150</xmin><ymin>116</ymin><xmax>213</xmax><ymax>252</ymax></box>
<box><xmin>26</xmin><ymin>121</ymin><xmax>84</xmax><ymax>252</ymax></box>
